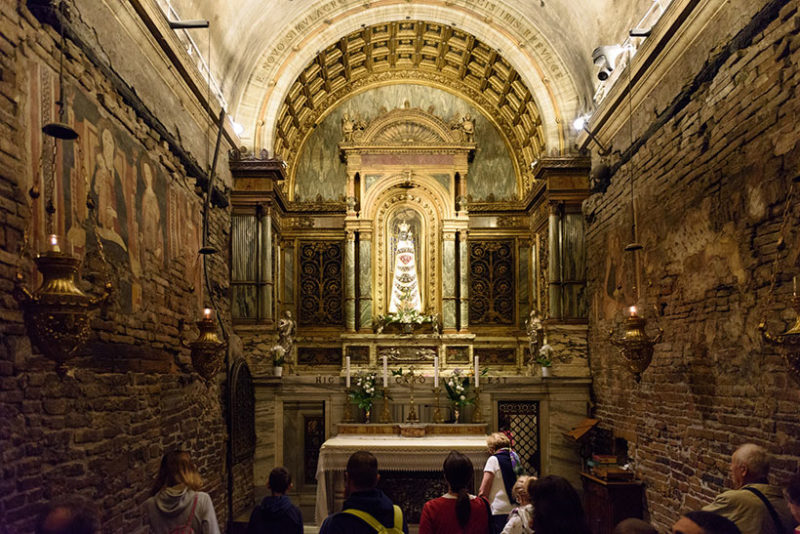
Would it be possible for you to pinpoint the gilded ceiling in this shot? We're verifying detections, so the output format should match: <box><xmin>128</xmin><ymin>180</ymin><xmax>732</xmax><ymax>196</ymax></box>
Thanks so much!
<box><xmin>274</xmin><ymin>20</ymin><xmax>544</xmax><ymax>178</ymax></box>
<box><xmin>163</xmin><ymin>0</ymin><xmax>656</xmax><ymax>154</ymax></box>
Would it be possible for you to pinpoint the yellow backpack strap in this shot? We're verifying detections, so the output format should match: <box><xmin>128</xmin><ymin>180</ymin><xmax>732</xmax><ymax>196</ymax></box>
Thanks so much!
<box><xmin>392</xmin><ymin>505</ymin><xmax>403</xmax><ymax>531</ymax></box>
<box><xmin>341</xmin><ymin>508</ymin><xmax>385</xmax><ymax>532</ymax></box>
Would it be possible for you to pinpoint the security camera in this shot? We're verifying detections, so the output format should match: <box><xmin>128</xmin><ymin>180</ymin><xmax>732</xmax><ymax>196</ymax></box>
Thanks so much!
<box><xmin>592</xmin><ymin>45</ymin><xmax>624</xmax><ymax>81</ymax></box>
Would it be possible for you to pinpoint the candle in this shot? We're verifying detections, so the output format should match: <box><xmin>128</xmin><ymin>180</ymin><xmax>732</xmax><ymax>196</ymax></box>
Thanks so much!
<box><xmin>345</xmin><ymin>356</ymin><xmax>351</xmax><ymax>388</ymax></box>
<box><xmin>48</xmin><ymin>234</ymin><xmax>61</xmax><ymax>253</ymax></box>
<box><xmin>629</xmin><ymin>305</ymin><xmax>637</xmax><ymax>317</ymax></box>
<box><xmin>794</xmin><ymin>276</ymin><xmax>797</xmax><ymax>297</ymax></box>
<box><xmin>203</xmin><ymin>308</ymin><xmax>212</xmax><ymax>320</ymax></box>
<box><xmin>474</xmin><ymin>356</ymin><xmax>479</xmax><ymax>388</ymax></box>
<box><xmin>382</xmin><ymin>355</ymin><xmax>388</xmax><ymax>388</ymax></box>
<box><xmin>434</xmin><ymin>356</ymin><xmax>439</xmax><ymax>388</ymax></box>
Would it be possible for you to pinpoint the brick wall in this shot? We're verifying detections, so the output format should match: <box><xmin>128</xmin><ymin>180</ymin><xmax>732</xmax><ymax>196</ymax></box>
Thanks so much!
<box><xmin>585</xmin><ymin>0</ymin><xmax>800</xmax><ymax>530</ymax></box>
<box><xmin>0</xmin><ymin>2</ymin><xmax>248</xmax><ymax>532</ymax></box>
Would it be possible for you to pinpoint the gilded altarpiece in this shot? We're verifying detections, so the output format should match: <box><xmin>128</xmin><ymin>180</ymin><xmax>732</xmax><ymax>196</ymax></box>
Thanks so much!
<box><xmin>341</xmin><ymin>106</ymin><xmax>474</xmax><ymax>325</ymax></box>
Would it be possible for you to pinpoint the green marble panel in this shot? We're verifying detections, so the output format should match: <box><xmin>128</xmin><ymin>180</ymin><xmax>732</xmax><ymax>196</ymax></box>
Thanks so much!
<box><xmin>360</xmin><ymin>301</ymin><xmax>372</xmax><ymax>330</ymax></box>
<box><xmin>432</xmin><ymin>173</ymin><xmax>451</xmax><ymax>193</ymax></box>
<box><xmin>443</xmin><ymin>301</ymin><xmax>457</xmax><ymax>330</ymax></box>
<box><xmin>295</xmin><ymin>84</ymin><xmax>517</xmax><ymax>202</ymax></box>
<box><xmin>365</xmin><ymin>174</ymin><xmax>383</xmax><ymax>192</ymax></box>
<box><xmin>283</xmin><ymin>249</ymin><xmax>294</xmax><ymax>304</ymax></box>
<box><xmin>442</xmin><ymin>240</ymin><xmax>456</xmax><ymax>296</ymax></box>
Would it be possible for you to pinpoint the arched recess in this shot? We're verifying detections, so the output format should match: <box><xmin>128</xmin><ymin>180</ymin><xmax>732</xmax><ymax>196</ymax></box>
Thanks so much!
<box><xmin>367</xmin><ymin>175</ymin><xmax>450</xmax><ymax>317</ymax></box>
<box><xmin>236</xmin><ymin>5</ymin><xmax>580</xmax><ymax>166</ymax></box>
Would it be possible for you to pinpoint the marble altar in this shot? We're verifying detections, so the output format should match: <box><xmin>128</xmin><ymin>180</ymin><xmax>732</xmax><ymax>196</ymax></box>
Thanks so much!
<box><xmin>315</xmin><ymin>431</ymin><xmax>489</xmax><ymax>524</ymax></box>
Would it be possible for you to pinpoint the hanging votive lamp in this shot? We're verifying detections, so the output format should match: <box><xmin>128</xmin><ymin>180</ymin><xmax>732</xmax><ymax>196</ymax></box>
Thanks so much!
<box><xmin>183</xmin><ymin>307</ymin><xmax>226</xmax><ymax>380</ymax></box>
<box><xmin>760</xmin><ymin>276</ymin><xmax>800</xmax><ymax>384</ymax></box>
<box><xmin>14</xmin><ymin>234</ymin><xmax>111</xmax><ymax>370</ymax></box>
<box><xmin>609</xmin><ymin>305</ymin><xmax>663</xmax><ymax>382</ymax></box>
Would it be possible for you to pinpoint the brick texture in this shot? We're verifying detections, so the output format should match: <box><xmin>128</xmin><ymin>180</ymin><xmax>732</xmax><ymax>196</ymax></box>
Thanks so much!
<box><xmin>585</xmin><ymin>0</ymin><xmax>800</xmax><ymax>530</ymax></box>
<box><xmin>0</xmin><ymin>2</ymin><xmax>248</xmax><ymax>532</ymax></box>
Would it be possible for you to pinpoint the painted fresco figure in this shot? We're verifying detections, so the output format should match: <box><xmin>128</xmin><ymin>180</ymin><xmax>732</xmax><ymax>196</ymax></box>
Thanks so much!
<box><xmin>92</xmin><ymin>128</ymin><xmax>126</xmax><ymax>250</ymax></box>
<box><xmin>139</xmin><ymin>159</ymin><xmax>163</xmax><ymax>266</ymax></box>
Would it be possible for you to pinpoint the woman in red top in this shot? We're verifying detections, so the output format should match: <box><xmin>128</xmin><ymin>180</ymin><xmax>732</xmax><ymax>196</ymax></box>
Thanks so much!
<box><xmin>419</xmin><ymin>451</ymin><xmax>491</xmax><ymax>534</ymax></box>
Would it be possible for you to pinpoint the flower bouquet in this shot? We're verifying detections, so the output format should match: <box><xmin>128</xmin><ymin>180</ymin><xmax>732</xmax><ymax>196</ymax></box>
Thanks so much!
<box><xmin>348</xmin><ymin>372</ymin><xmax>379</xmax><ymax>422</ymax></box>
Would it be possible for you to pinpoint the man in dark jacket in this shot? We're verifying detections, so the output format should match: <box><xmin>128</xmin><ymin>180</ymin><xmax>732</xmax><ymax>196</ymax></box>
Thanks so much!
<box><xmin>245</xmin><ymin>467</ymin><xmax>303</xmax><ymax>534</ymax></box>
<box><xmin>319</xmin><ymin>450</ymin><xmax>408</xmax><ymax>534</ymax></box>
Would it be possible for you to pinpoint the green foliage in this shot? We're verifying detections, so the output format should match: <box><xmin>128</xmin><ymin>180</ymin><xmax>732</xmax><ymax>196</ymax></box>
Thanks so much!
<box><xmin>348</xmin><ymin>372</ymin><xmax>379</xmax><ymax>411</ymax></box>
<box><xmin>443</xmin><ymin>368</ymin><xmax>476</xmax><ymax>407</ymax></box>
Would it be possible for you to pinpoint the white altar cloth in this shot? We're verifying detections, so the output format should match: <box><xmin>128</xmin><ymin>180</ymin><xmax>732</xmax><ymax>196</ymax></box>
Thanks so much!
<box><xmin>315</xmin><ymin>433</ymin><xmax>489</xmax><ymax>524</ymax></box>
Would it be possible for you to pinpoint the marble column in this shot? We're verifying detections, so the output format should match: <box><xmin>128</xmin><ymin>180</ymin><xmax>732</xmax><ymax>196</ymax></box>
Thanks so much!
<box><xmin>261</xmin><ymin>209</ymin><xmax>274</xmax><ymax>322</ymax></box>
<box><xmin>518</xmin><ymin>240</ymin><xmax>531</xmax><ymax>328</ymax></box>
<box><xmin>458</xmin><ymin>229</ymin><xmax>469</xmax><ymax>331</ymax></box>
<box><xmin>548</xmin><ymin>202</ymin><xmax>563</xmax><ymax>319</ymax></box>
<box><xmin>358</xmin><ymin>236</ymin><xmax>372</xmax><ymax>330</ymax></box>
<box><xmin>282</xmin><ymin>240</ymin><xmax>294</xmax><ymax>312</ymax></box>
<box><xmin>344</xmin><ymin>230</ymin><xmax>356</xmax><ymax>332</ymax></box>
<box><xmin>442</xmin><ymin>231</ymin><xmax>457</xmax><ymax>330</ymax></box>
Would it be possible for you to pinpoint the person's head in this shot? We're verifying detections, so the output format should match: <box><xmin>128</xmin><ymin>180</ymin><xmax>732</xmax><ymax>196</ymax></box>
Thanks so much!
<box><xmin>614</xmin><ymin>517</ymin><xmax>658</xmax><ymax>534</ymax></box>
<box><xmin>151</xmin><ymin>450</ymin><xmax>203</xmax><ymax>495</ymax></box>
<box><xmin>512</xmin><ymin>475</ymin><xmax>532</xmax><ymax>505</ymax></box>
<box><xmin>268</xmin><ymin>467</ymin><xmax>292</xmax><ymax>495</ymax></box>
<box><xmin>443</xmin><ymin>451</ymin><xmax>475</xmax><ymax>528</ymax></box>
<box><xmin>730</xmin><ymin>444</ymin><xmax>770</xmax><ymax>488</ymax></box>
<box><xmin>487</xmin><ymin>432</ymin><xmax>511</xmax><ymax>454</ymax></box>
<box><xmin>346</xmin><ymin>450</ymin><xmax>379</xmax><ymax>492</ymax></box>
<box><xmin>784</xmin><ymin>472</ymin><xmax>800</xmax><ymax>524</ymax></box>
<box><xmin>671</xmin><ymin>511</ymin><xmax>741</xmax><ymax>534</ymax></box>
<box><xmin>35</xmin><ymin>497</ymin><xmax>100</xmax><ymax>534</ymax></box>
<box><xmin>530</xmin><ymin>475</ymin><xmax>591</xmax><ymax>534</ymax></box>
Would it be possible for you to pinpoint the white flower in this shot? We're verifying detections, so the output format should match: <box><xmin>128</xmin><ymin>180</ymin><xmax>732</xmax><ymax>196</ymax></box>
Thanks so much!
<box><xmin>459</xmin><ymin>395</ymin><xmax>465</xmax><ymax>401</ymax></box>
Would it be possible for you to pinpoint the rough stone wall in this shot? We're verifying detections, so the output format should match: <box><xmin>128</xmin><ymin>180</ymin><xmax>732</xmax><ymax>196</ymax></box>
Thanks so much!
<box><xmin>585</xmin><ymin>0</ymin><xmax>800</xmax><ymax>530</ymax></box>
<box><xmin>0</xmin><ymin>2</ymin><xmax>246</xmax><ymax>532</ymax></box>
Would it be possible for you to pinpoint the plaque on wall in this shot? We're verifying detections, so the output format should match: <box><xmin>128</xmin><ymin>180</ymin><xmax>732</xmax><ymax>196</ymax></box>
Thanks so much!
<box><xmin>474</xmin><ymin>347</ymin><xmax>516</xmax><ymax>365</ymax></box>
<box><xmin>345</xmin><ymin>345</ymin><xmax>370</xmax><ymax>363</ymax></box>
<box><xmin>446</xmin><ymin>346</ymin><xmax>470</xmax><ymax>363</ymax></box>
<box><xmin>378</xmin><ymin>346</ymin><xmax>437</xmax><ymax>362</ymax></box>
<box><xmin>297</xmin><ymin>347</ymin><xmax>342</xmax><ymax>365</ymax></box>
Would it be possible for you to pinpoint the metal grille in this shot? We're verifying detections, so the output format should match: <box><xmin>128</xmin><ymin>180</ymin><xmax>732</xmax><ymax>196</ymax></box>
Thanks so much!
<box><xmin>497</xmin><ymin>400</ymin><xmax>540</xmax><ymax>477</ymax></box>
<box><xmin>304</xmin><ymin>415</ymin><xmax>325</xmax><ymax>485</ymax></box>
<box><xmin>298</xmin><ymin>241</ymin><xmax>343</xmax><ymax>325</ymax></box>
<box><xmin>469</xmin><ymin>240</ymin><xmax>515</xmax><ymax>324</ymax></box>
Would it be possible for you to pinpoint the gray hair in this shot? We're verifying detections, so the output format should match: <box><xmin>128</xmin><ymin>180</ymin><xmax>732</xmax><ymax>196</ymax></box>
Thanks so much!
<box><xmin>733</xmin><ymin>443</ymin><xmax>770</xmax><ymax>480</ymax></box>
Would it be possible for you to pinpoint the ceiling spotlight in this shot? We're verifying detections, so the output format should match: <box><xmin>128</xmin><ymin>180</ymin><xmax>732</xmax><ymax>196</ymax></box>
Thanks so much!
<box><xmin>592</xmin><ymin>45</ymin><xmax>625</xmax><ymax>81</ymax></box>
<box><xmin>572</xmin><ymin>114</ymin><xmax>591</xmax><ymax>132</ymax></box>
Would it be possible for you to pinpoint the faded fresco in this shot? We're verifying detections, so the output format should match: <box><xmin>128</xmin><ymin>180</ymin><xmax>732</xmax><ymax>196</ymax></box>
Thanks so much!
<box><xmin>26</xmin><ymin>62</ymin><xmax>202</xmax><ymax>314</ymax></box>
<box><xmin>293</xmin><ymin>84</ymin><xmax>517</xmax><ymax>202</ymax></box>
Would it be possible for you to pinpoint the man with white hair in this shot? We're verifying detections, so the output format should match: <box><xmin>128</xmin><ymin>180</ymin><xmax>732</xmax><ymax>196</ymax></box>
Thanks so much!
<box><xmin>702</xmin><ymin>444</ymin><xmax>793</xmax><ymax>534</ymax></box>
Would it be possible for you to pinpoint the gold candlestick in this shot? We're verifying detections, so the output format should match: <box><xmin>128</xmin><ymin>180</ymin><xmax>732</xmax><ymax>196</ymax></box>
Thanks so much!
<box><xmin>396</xmin><ymin>366</ymin><xmax>425</xmax><ymax>423</ymax></box>
<box><xmin>380</xmin><ymin>387</ymin><xmax>393</xmax><ymax>423</ymax></box>
<box><xmin>472</xmin><ymin>387</ymin><xmax>483</xmax><ymax>423</ymax></box>
<box><xmin>433</xmin><ymin>386</ymin><xmax>444</xmax><ymax>423</ymax></box>
<box><xmin>343</xmin><ymin>388</ymin><xmax>355</xmax><ymax>423</ymax></box>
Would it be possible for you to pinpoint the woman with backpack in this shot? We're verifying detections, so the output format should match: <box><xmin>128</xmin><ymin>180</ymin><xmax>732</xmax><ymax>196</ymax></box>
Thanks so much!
<box><xmin>143</xmin><ymin>450</ymin><xmax>220</xmax><ymax>534</ymax></box>
<box><xmin>419</xmin><ymin>451</ymin><xmax>491</xmax><ymax>534</ymax></box>
<box><xmin>478</xmin><ymin>433</ymin><xmax>523</xmax><ymax>533</ymax></box>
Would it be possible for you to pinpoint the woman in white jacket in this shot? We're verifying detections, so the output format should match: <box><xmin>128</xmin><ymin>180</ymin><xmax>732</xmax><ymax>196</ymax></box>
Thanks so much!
<box><xmin>143</xmin><ymin>450</ymin><xmax>220</xmax><ymax>534</ymax></box>
<box><xmin>501</xmin><ymin>476</ymin><xmax>534</xmax><ymax>534</ymax></box>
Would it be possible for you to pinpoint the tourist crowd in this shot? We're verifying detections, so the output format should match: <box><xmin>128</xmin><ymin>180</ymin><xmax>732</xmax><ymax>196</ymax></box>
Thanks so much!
<box><xmin>30</xmin><ymin>439</ymin><xmax>800</xmax><ymax>534</ymax></box>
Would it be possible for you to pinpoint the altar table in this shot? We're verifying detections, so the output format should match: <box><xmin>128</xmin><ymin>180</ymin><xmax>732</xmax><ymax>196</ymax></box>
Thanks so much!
<box><xmin>315</xmin><ymin>432</ymin><xmax>490</xmax><ymax>524</ymax></box>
